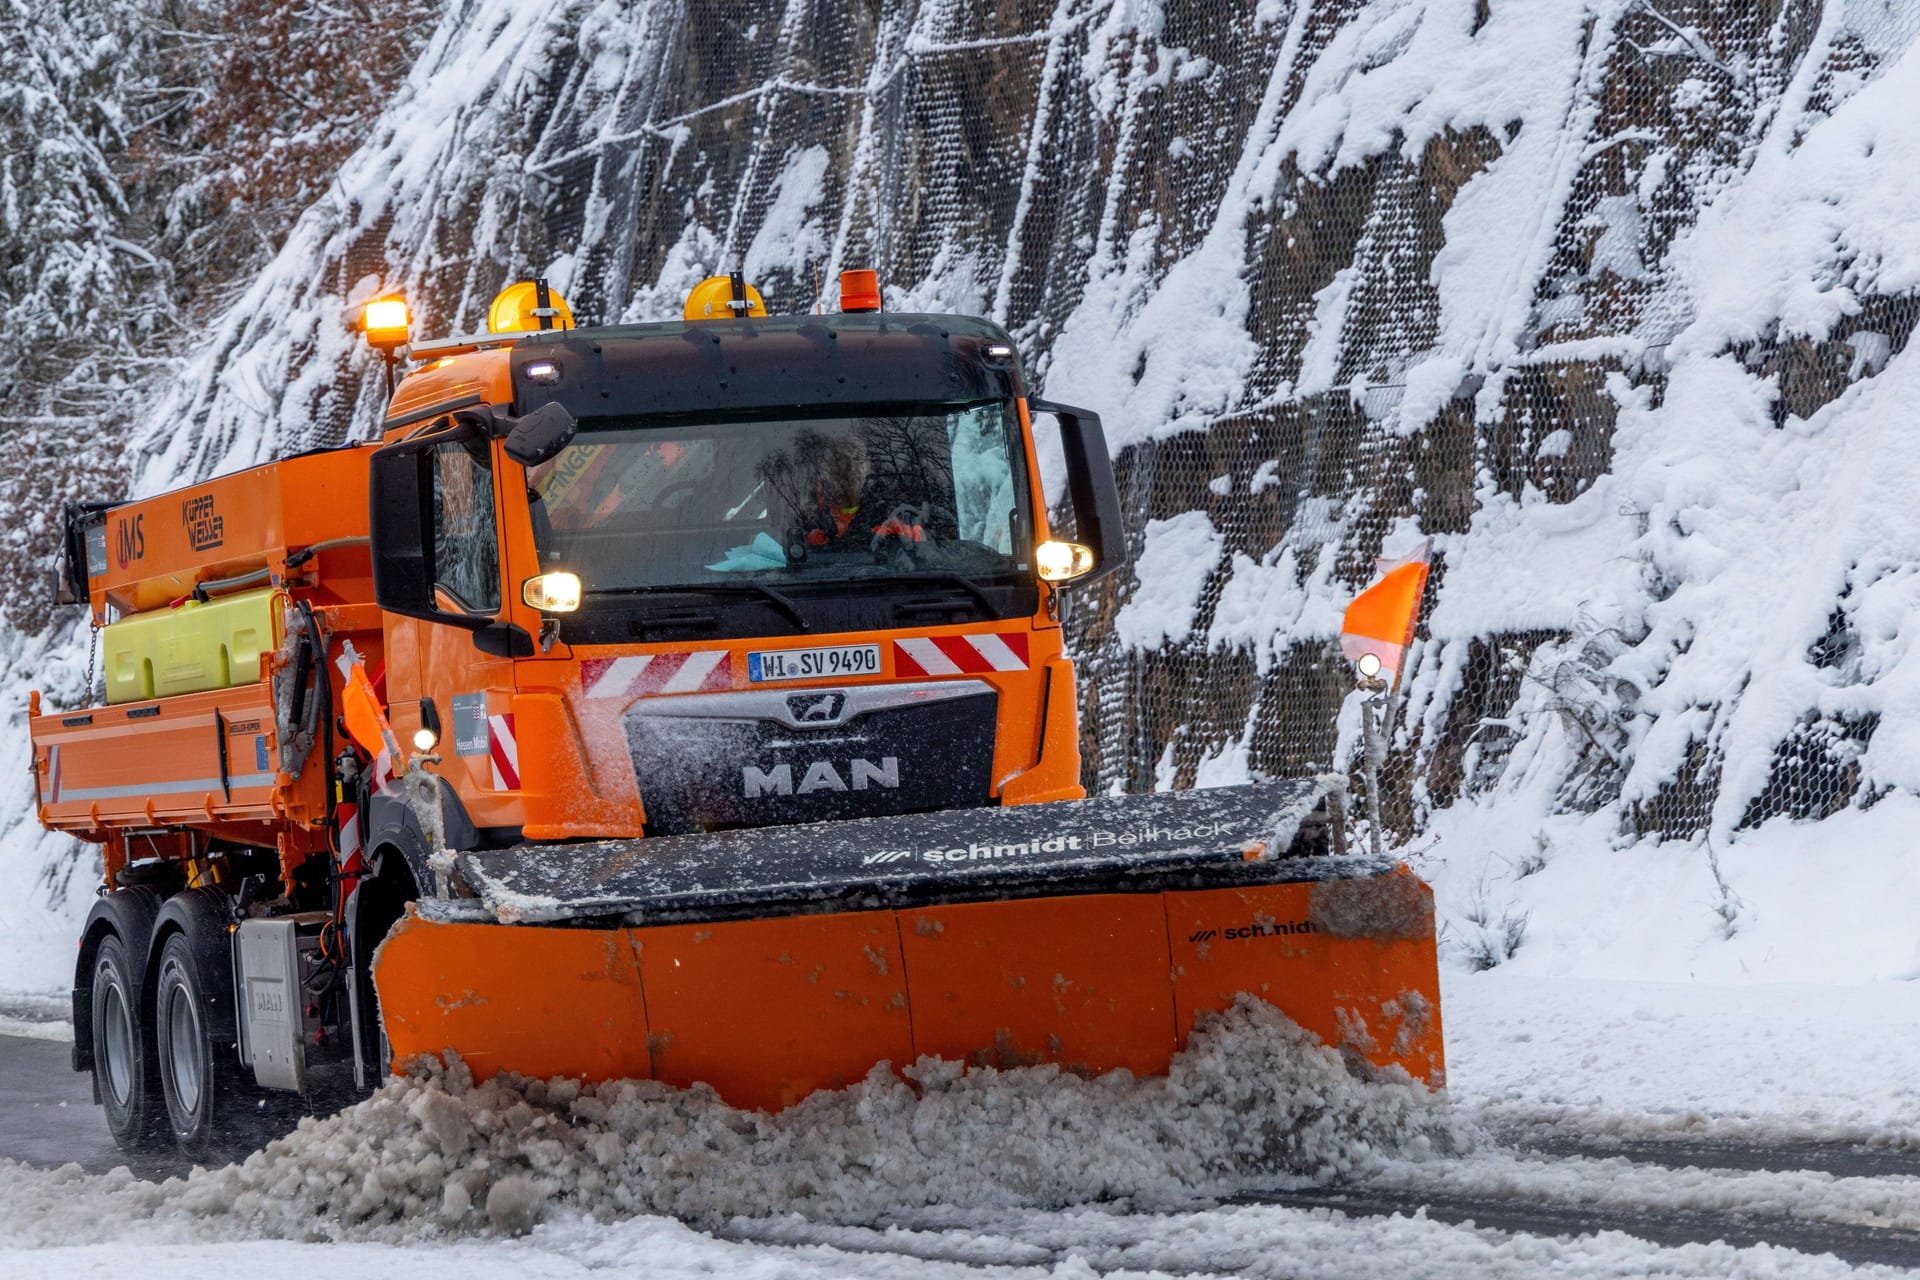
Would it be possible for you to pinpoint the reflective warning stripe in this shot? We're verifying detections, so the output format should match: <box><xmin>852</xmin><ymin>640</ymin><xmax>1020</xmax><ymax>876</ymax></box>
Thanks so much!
<box><xmin>893</xmin><ymin>633</ymin><xmax>1031</xmax><ymax>677</ymax></box>
<box><xmin>489</xmin><ymin>713</ymin><xmax>520</xmax><ymax>790</ymax></box>
<box><xmin>966</xmin><ymin>632</ymin><xmax>1029</xmax><ymax>672</ymax></box>
<box><xmin>895</xmin><ymin>637</ymin><xmax>961</xmax><ymax>676</ymax></box>
<box><xmin>660</xmin><ymin>650</ymin><xmax>727</xmax><ymax>694</ymax></box>
<box><xmin>334</xmin><ymin>800</ymin><xmax>368</xmax><ymax>878</ymax></box>
<box><xmin>585</xmin><ymin>655</ymin><xmax>654</xmax><ymax>699</ymax></box>
<box><xmin>581</xmin><ymin>652</ymin><xmax>735</xmax><ymax>699</ymax></box>
<box><xmin>50</xmin><ymin>771</ymin><xmax>279</xmax><ymax>804</ymax></box>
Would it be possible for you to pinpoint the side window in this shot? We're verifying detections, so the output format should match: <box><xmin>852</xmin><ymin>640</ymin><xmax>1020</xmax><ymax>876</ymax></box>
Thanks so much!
<box><xmin>947</xmin><ymin>404</ymin><xmax>1017</xmax><ymax>553</ymax></box>
<box><xmin>431</xmin><ymin>437</ymin><xmax>501</xmax><ymax>613</ymax></box>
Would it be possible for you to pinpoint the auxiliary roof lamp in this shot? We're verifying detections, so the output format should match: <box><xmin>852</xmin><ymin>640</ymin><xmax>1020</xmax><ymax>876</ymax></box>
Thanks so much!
<box><xmin>360</xmin><ymin>296</ymin><xmax>411</xmax><ymax>397</ymax></box>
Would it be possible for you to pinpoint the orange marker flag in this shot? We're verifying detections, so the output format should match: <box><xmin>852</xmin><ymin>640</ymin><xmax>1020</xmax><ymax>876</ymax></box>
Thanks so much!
<box><xmin>1339</xmin><ymin>538</ymin><xmax>1433</xmax><ymax>684</ymax></box>
<box><xmin>341</xmin><ymin>660</ymin><xmax>404</xmax><ymax>773</ymax></box>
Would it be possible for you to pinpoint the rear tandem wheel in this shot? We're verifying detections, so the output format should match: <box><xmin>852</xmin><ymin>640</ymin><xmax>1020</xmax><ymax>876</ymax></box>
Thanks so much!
<box><xmin>88</xmin><ymin>933</ymin><xmax>171</xmax><ymax>1154</ymax></box>
<box><xmin>151</xmin><ymin>907</ymin><xmax>299</xmax><ymax>1164</ymax></box>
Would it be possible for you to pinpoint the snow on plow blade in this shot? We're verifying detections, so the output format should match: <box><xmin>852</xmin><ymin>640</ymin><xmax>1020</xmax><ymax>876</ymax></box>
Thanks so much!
<box><xmin>375</xmin><ymin>781</ymin><xmax>1442</xmax><ymax>1110</ymax></box>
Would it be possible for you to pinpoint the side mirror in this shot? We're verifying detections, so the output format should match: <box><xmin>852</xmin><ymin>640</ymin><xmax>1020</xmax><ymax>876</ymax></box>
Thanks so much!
<box><xmin>503</xmin><ymin>402</ymin><xmax>578</xmax><ymax>466</ymax></box>
<box><xmin>1028</xmin><ymin>397</ymin><xmax>1125</xmax><ymax>587</ymax></box>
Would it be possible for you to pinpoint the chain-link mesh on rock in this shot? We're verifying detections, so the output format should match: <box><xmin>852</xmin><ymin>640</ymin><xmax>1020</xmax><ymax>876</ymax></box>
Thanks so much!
<box><xmin>158</xmin><ymin>0</ymin><xmax>1920</xmax><ymax>848</ymax></box>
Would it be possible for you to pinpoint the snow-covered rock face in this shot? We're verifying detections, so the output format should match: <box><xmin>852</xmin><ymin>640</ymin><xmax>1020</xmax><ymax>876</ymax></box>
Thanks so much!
<box><xmin>0</xmin><ymin>999</ymin><xmax>1465</xmax><ymax>1244</ymax></box>
<box><xmin>7</xmin><ymin>0</ymin><xmax>1920</xmax><ymax>982</ymax></box>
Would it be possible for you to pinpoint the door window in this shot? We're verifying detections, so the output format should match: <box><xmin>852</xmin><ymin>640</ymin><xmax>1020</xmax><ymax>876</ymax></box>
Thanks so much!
<box><xmin>430</xmin><ymin>437</ymin><xmax>501</xmax><ymax>613</ymax></box>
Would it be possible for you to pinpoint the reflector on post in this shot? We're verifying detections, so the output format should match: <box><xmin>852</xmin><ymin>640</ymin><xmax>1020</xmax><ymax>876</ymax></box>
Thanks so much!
<box><xmin>1339</xmin><ymin>539</ymin><xmax>1432</xmax><ymax>686</ymax></box>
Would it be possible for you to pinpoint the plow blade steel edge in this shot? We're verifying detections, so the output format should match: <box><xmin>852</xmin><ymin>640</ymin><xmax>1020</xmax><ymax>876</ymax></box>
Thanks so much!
<box><xmin>374</xmin><ymin>782</ymin><xmax>1444</xmax><ymax>1110</ymax></box>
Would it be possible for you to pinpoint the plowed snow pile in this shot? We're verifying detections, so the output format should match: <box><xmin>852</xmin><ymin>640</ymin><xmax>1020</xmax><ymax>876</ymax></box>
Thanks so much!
<box><xmin>0</xmin><ymin>999</ymin><xmax>1463</xmax><ymax>1245</ymax></box>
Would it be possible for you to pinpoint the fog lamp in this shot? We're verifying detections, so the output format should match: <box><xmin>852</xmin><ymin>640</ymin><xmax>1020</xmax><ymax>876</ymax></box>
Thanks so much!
<box><xmin>523</xmin><ymin>571</ymin><xmax>582</xmax><ymax>612</ymax></box>
<box><xmin>1035</xmin><ymin>540</ymin><xmax>1095</xmax><ymax>582</ymax></box>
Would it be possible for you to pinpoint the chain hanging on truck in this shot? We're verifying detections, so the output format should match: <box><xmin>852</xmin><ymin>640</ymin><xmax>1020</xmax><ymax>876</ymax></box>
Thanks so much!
<box><xmin>82</xmin><ymin>617</ymin><xmax>100</xmax><ymax>707</ymax></box>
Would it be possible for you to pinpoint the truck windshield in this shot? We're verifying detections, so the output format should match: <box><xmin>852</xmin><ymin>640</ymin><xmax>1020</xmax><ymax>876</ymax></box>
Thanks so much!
<box><xmin>525</xmin><ymin>400</ymin><xmax>1033</xmax><ymax>594</ymax></box>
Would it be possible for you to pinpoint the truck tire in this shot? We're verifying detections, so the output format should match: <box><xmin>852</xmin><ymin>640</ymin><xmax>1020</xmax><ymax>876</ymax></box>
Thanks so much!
<box><xmin>153</xmin><ymin>924</ymin><xmax>289</xmax><ymax>1166</ymax></box>
<box><xmin>89</xmin><ymin>933</ymin><xmax>170</xmax><ymax>1154</ymax></box>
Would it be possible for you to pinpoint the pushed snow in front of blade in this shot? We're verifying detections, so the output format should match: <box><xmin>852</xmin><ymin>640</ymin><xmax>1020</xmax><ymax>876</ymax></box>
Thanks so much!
<box><xmin>0</xmin><ymin>998</ymin><xmax>1464</xmax><ymax>1245</ymax></box>
<box><xmin>442</xmin><ymin>780</ymin><xmax>1351</xmax><ymax>925</ymax></box>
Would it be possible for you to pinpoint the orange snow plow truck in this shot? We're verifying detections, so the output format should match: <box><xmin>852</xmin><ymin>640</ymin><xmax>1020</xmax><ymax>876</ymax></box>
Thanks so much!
<box><xmin>29</xmin><ymin>275</ymin><xmax>1442</xmax><ymax>1161</ymax></box>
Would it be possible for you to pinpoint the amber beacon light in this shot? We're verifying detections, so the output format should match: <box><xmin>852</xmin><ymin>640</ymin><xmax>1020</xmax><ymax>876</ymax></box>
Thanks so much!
<box><xmin>489</xmin><ymin>279</ymin><xmax>576</xmax><ymax>334</ymax></box>
<box><xmin>361</xmin><ymin>297</ymin><xmax>410</xmax><ymax>352</ymax></box>
<box><xmin>839</xmin><ymin>269</ymin><xmax>882</xmax><ymax>312</ymax></box>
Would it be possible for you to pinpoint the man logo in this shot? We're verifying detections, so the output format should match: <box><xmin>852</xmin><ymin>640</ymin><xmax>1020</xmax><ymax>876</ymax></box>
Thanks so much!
<box><xmin>744</xmin><ymin>757</ymin><xmax>899</xmax><ymax>797</ymax></box>
<box><xmin>787</xmin><ymin>692</ymin><xmax>846</xmax><ymax>723</ymax></box>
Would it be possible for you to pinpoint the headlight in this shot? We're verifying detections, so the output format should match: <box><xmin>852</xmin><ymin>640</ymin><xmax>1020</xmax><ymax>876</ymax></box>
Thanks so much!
<box><xmin>523</xmin><ymin>571</ymin><xmax>583</xmax><ymax>612</ymax></box>
<box><xmin>1035</xmin><ymin>540</ymin><xmax>1096</xmax><ymax>582</ymax></box>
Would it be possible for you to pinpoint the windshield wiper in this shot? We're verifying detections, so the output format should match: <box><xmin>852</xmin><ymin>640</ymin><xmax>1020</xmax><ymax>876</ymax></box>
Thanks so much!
<box><xmin>857</xmin><ymin>571</ymin><xmax>1008</xmax><ymax>619</ymax></box>
<box><xmin>590</xmin><ymin>582</ymin><xmax>812</xmax><ymax>631</ymax></box>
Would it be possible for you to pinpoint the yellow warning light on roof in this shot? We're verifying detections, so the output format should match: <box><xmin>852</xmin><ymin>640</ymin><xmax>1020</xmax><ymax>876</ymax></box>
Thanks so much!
<box><xmin>487</xmin><ymin>280</ymin><xmax>576</xmax><ymax>334</ymax></box>
<box><xmin>684</xmin><ymin>275</ymin><xmax>768</xmax><ymax>322</ymax></box>
<box><xmin>362</xmin><ymin>297</ymin><xmax>410</xmax><ymax>352</ymax></box>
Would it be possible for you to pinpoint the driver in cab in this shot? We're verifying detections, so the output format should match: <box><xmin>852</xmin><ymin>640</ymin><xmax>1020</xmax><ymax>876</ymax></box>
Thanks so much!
<box><xmin>789</xmin><ymin>435</ymin><xmax>923</xmax><ymax>555</ymax></box>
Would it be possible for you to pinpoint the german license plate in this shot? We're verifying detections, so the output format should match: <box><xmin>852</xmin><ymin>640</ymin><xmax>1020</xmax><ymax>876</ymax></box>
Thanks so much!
<box><xmin>747</xmin><ymin>643</ymin><xmax>882</xmax><ymax>683</ymax></box>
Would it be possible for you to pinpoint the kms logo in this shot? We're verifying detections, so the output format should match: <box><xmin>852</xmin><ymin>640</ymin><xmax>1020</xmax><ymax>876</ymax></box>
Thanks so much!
<box><xmin>745</xmin><ymin>757</ymin><xmax>900</xmax><ymax>797</ymax></box>
<box><xmin>114</xmin><ymin>514</ymin><xmax>145</xmax><ymax>569</ymax></box>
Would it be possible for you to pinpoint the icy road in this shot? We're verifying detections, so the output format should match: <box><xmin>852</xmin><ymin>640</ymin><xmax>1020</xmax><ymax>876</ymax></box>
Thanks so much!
<box><xmin>1</xmin><ymin>975</ymin><xmax>1918</xmax><ymax>1278</ymax></box>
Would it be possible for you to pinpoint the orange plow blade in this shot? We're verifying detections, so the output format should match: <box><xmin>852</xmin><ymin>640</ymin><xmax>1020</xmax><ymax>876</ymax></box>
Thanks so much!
<box><xmin>375</xmin><ymin>783</ymin><xmax>1442</xmax><ymax>1110</ymax></box>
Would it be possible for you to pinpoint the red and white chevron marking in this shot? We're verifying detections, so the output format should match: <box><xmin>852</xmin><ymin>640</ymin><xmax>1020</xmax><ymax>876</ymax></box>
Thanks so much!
<box><xmin>333</xmin><ymin>801</ymin><xmax>368</xmax><ymax>879</ymax></box>
<box><xmin>893</xmin><ymin>632</ymin><xmax>1031</xmax><ymax>677</ymax></box>
<box><xmin>489</xmin><ymin>713</ymin><xmax>520</xmax><ymax>790</ymax></box>
<box><xmin>580</xmin><ymin>651</ymin><xmax>735</xmax><ymax>700</ymax></box>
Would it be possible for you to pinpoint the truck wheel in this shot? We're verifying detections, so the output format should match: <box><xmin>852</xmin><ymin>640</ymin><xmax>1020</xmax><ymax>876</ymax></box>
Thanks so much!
<box><xmin>89</xmin><ymin>934</ymin><xmax>170</xmax><ymax>1154</ymax></box>
<box><xmin>153</xmin><ymin>932</ymin><xmax>272</xmax><ymax>1163</ymax></box>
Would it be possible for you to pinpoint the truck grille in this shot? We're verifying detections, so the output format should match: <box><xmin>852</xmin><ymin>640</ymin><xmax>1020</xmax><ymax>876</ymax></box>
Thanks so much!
<box><xmin>623</xmin><ymin>680</ymin><xmax>998</xmax><ymax>836</ymax></box>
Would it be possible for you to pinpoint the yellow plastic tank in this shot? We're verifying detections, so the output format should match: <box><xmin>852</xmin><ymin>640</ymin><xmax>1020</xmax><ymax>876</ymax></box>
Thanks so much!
<box><xmin>103</xmin><ymin>587</ymin><xmax>285</xmax><ymax>704</ymax></box>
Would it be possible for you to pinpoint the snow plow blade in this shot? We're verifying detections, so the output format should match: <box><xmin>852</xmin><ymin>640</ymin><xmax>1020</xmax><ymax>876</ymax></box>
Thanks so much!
<box><xmin>374</xmin><ymin>781</ymin><xmax>1442</xmax><ymax>1110</ymax></box>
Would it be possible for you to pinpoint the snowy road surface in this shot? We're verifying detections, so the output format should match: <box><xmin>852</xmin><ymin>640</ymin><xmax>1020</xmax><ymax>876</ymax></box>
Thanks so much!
<box><xmin>2</xmin><ymin>975</ymin><xmax>1917</xmax><ymax>1276</ymax></box>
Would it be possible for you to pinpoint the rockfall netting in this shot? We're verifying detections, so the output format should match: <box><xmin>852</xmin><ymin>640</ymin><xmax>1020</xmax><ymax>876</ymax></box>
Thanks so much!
<box><xmin>129</xmin><ymin>0</ymin><xmax>1920</xmax><ymax>850</ymax></box>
